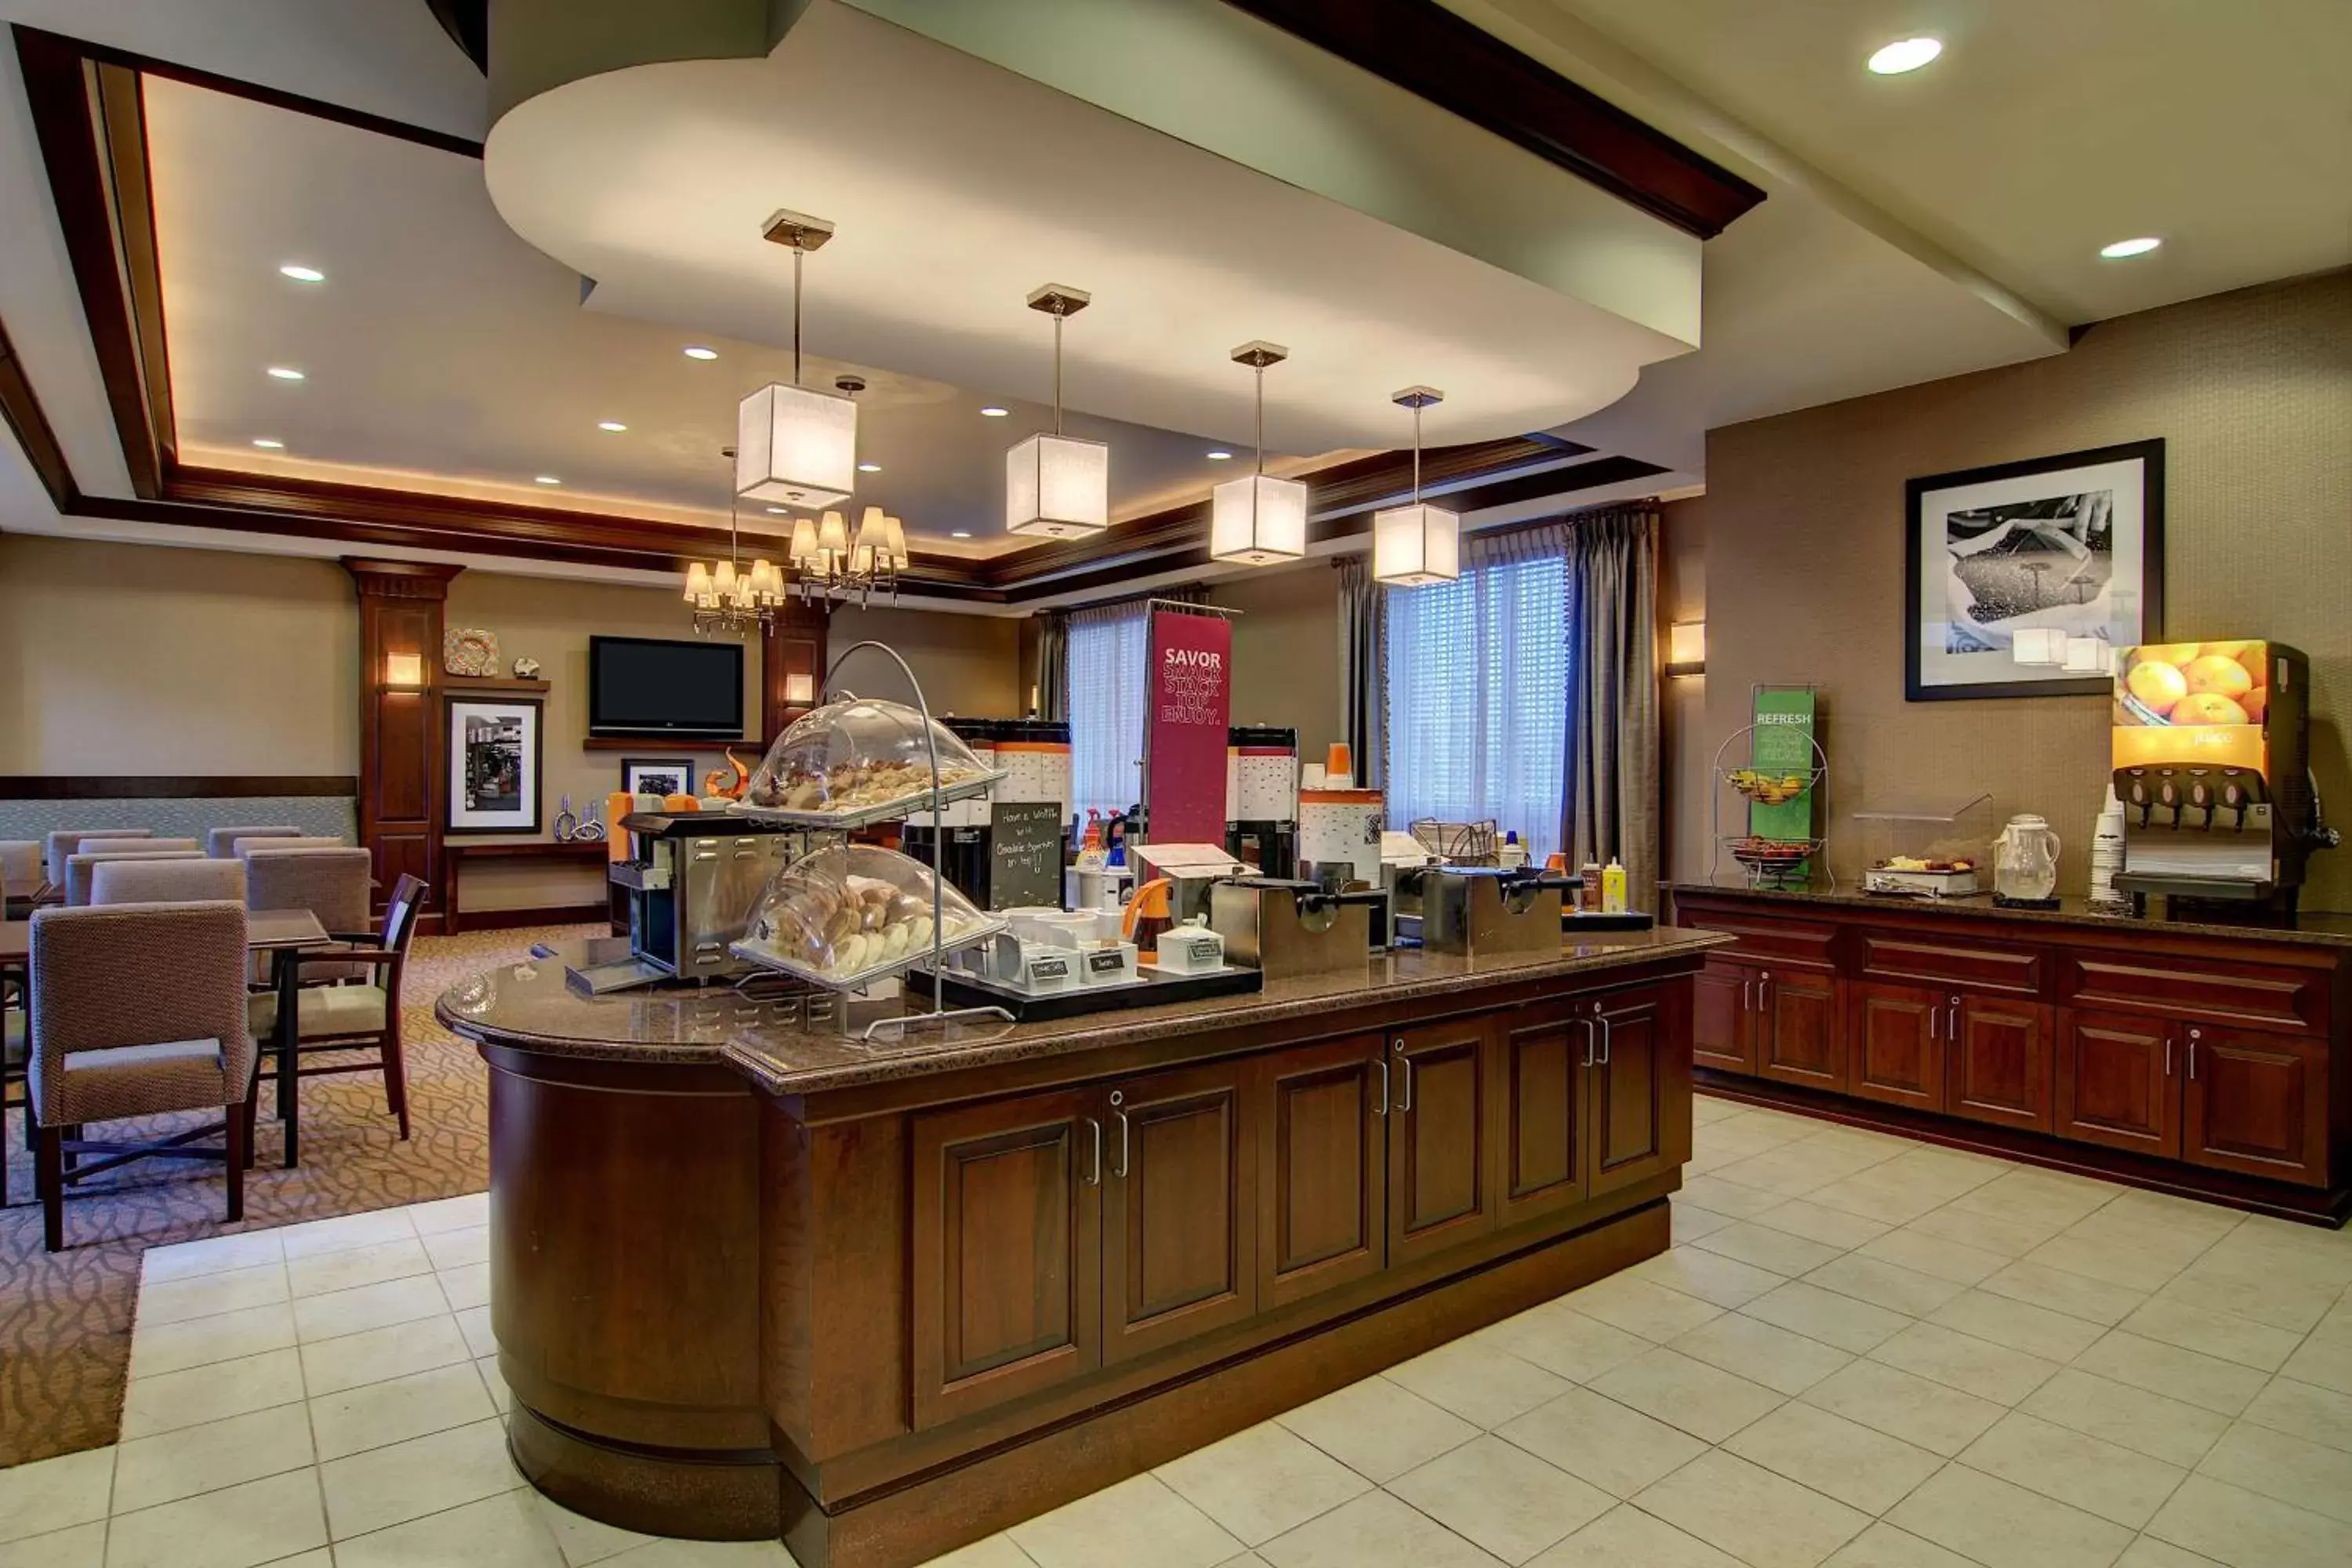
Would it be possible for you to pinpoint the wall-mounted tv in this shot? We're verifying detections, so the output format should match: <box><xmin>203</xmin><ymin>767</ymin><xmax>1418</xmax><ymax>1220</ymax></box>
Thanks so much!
<box><xmin>588</xmin><ymin>636</ymin><xmax>745</xmax><ymax>739</ymax></box>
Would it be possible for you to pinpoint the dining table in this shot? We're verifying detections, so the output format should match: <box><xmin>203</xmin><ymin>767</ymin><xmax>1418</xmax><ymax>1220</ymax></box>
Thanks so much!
<box><xmin>1</xmin><ymin>908</ymin><xmax>333</xmax><ymax>1168</ymax></box>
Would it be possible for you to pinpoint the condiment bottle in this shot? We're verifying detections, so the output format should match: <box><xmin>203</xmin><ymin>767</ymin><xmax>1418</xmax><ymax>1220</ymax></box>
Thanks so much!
<box><xmin>1577</xmin><ymin>858</ymin><xmax>1603</xmax><ymax>913</ymax></box>
<box><xmin>1602</xmin><ymin>858</ymin><xmax>1628</xmax><ymax>913</ymax></box>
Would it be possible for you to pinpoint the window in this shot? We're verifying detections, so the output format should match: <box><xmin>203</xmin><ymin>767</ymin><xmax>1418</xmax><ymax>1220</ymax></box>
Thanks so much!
<box><xmin>1066</xmin><ymin>599</ymin><xmax>1149</xmax><ymax>823</ymax></box>
<box><xmin>1383</xmin><ymin>536</ymin><xmax>1570</xmax><ymax>864</ymax></box>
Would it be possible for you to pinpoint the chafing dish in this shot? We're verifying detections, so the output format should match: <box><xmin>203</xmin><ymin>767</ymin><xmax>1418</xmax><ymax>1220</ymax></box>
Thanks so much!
<box><xmin>1207</xmin><ymin>877</ymin><xmax>1382</xmax><ymax>978</ymax></box>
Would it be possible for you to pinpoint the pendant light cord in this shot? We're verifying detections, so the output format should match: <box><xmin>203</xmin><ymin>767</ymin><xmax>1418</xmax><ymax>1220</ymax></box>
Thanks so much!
<box><xmin>1254</xmin><ymin>364</ymin><xmax>1266</xmax><ymax>477</ymax></box>
<box><xmin>1052</xmin><ymin>310</ymin><xmax>1065</xmax><ymax>437</ymax></box>
<box><xmin>791</xmin><ymin>246</ymin><xmax>804</xmax><ymax>387</ymax></box>
<box><xmin>1412</xmin><ymin>401</ymin><xmax>1422</xmax><ymax>501</ymax></box>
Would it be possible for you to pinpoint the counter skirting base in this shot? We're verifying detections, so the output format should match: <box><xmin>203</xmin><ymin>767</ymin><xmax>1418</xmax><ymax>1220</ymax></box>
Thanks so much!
<box><xmin>1695</xmin><ymin>1069</ymin><xmax>2352</xmax><ymax>1227</ymax></box>
<box><xmin>783</xmin><ymin>1197</ymin><xmax>1668</xmax><ymax>1568</ymax></box>
<box><xmin>506</xmin><ymin>1399</ymin><xmax>780</xmax><ymax>1542</ymax></box>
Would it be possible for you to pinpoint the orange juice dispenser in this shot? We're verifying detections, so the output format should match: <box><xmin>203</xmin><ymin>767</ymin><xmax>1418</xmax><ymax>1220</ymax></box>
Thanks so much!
<box><xmin>2111</xmin><ymin>641</ymin><xmax>2337</xmax><ymax>918</ymax></box>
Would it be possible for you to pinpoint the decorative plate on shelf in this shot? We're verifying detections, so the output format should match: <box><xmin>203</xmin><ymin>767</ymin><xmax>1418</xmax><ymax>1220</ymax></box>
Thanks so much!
<box><xmin>444</xmin><ymin>627</ymin><xmax>499</xmax><ymax>677</ymax></box>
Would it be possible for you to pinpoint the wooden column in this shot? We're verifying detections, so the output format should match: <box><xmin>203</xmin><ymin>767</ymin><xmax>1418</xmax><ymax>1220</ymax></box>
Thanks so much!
<box><xmin>346</xmin><ymin>559</ymin><xmax>463</xmax><ymax>926</ymax></box>
<box><xmin>761</xmin><ymin>599</ymin><xmax>829</xmax><ymax>743</ymax></box>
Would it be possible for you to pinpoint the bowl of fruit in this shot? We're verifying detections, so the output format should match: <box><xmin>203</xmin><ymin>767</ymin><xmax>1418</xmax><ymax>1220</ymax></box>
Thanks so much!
<box><xmin>1726</xmin><ymin>768</ymin><xmax>1817</xmax><ymax>806</ymax></box>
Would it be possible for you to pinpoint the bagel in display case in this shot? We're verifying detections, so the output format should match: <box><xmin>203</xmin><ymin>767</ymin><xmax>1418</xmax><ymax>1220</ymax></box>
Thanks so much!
<box><xmin>739</xmin><ymin>697</ymin><xmax>1003</xmax><ymax>826</ymax></box>
<box><xmin>732</xmin><ymin>841</ymin><xmax>1004</xmax><ymax>990</ymax></box>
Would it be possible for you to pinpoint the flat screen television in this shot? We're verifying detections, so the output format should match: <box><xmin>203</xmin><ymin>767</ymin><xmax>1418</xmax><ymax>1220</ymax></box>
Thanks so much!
<box><xmin>588</xmin><ymin>636</ymin><xmax>745</xmax><ymax>739</ymax></box>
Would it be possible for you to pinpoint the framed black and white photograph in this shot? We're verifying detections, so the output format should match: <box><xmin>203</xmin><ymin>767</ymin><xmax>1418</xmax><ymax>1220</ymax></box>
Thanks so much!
<box><xmin>620</xmin><ymin>757</ymin><xmax>695</xmax><ymax>799</ymax></box>
<box><xmin>446</xmin><ymin>698</ymin><xmax>543</xmax><ymax>834</ymax></box>
<box><xmin>1905</xmin><ymin>438</ymin><xmax>2165</xmax><ymax>702</ymax></box>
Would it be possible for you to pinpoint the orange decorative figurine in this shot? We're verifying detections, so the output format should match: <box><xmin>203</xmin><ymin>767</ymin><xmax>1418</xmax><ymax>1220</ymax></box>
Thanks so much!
<box><xmin>702</xmin><ymin>747</ymin><xmax>751</xmax><ymax>801</ymax></box>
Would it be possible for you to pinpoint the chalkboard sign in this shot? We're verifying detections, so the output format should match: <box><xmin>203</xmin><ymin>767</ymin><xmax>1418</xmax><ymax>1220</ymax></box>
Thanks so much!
<box><xmin>989</xmin><ymin>800</ymin><xmax>1065</xmax><ymax>910</ymax></box>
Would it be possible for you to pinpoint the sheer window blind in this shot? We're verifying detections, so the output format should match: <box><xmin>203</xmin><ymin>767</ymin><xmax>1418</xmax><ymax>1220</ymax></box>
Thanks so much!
<box><xmin>1067</xmin><ymin>599</ymin><xmax>1149</xmax><ymax>822</ymax></box>
<box><xmin>1383</xmin><ymin>535</ymin><xmax>1570</xmax><ymax>864</ymax></box>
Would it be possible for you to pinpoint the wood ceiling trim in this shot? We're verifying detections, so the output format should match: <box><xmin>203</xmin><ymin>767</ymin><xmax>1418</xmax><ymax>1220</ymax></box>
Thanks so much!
<box><xmin>0</xmin><ymin>313</ymin><xmax>78</xmax><ymax>510</ymax></box>
<box><xmin>1218</xmin><ymin>0</ymin><xmax>1764</xmax><ymax>241</ymax></box>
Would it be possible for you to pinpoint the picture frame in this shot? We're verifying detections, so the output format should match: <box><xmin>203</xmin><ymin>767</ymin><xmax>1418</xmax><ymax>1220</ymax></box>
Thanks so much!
<box><xmin>446</xmin><ymin>697</ymin><xmax>544</xmax><ymax>834</ymax></box>
<box><xmin>1904</xmin><ymin>438</ymin><xmax>2165</xmax><ymax>702</ymax></box>
<box><xmin>620</xmin><ymin>757</ymin><xmax>695</xmax><ymax>800</ymax></box>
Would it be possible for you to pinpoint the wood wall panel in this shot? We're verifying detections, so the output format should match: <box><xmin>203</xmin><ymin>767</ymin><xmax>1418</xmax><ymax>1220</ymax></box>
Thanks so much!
<box><xmin>347</xmin><ymin>560</ymin><xmax>461</xmax><ymax>921</ymax></box>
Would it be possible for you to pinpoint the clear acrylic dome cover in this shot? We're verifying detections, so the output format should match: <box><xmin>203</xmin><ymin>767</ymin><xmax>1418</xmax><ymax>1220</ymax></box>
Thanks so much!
<box><xmin>737</xmin><ymin>841</ymin><xmax>998</xmax><ymax>985</ymax></box>
<box><xmin>743</xmin><ymin>697</ymin><xmax>999</xmax><ymax>820</ymax></box>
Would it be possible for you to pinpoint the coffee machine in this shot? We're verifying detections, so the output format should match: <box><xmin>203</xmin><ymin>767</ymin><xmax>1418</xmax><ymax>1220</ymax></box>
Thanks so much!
<box><xmin>1225</xmin><ymin>726</ymin><xmax>1299</xmax><ymax>880</ymax></box>
<box><xmin>2111</xmin><ymin>640</ymin><xmax>2338</xmax><ymax>920</ymax></box>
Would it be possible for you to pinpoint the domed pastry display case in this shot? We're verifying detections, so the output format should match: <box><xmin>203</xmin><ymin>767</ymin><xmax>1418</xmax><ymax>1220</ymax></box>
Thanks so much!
<box><xmin>739</xmin><ymin>696</ymin><xmax>1003</xmax><ymax>829</ymax></box>
<box><xmin>732</xmin><ymin>841</ymin><xmax>1004</xmax><ymax>992</ymax></box>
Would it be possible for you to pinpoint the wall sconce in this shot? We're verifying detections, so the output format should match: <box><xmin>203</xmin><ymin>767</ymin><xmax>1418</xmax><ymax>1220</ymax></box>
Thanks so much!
<box><xmin>784</xmin><ymin>672</ymin><xmax>816</xmax><ymax>706</ymax></box>
<box><xmin>1665</xmin><ymin>621</ymin><xmax>1706</xmax><ymax>677</ymax></box>
<box><xmin>383</xmin><ymin>652</ymin><xmax>424</xmax><ymax>688</ymax></box>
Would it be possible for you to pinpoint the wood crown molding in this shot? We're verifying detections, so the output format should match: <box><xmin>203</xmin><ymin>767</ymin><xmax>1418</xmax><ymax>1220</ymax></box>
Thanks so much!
<box><xmin>0</xmin><ymin>313</ymin><xmax>77</xmax><ymax>510</ymax></box>
<box><xmin>1218</xmin><ymin>0</ymin><xmax>1763</xmax><ymax>240</ymax></box>
<box><xmin>343</xmin><ymin>557</ymin><xmax>466</xmax><ymax>597</ymax></box>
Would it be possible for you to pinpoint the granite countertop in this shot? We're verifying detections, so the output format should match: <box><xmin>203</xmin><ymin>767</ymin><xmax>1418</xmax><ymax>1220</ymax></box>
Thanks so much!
<box><xmin>1665</xmin><ymin>882</ymin><xmax>2352</xmax><ymax>949</ymax></box>
<box><xmin>435</xmin><ymin>929</ymin><xmax>1733</xmax><ymax>1094</ymax></box>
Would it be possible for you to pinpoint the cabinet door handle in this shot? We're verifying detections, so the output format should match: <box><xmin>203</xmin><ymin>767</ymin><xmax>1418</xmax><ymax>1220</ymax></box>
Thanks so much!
<box><xmin>1374</xmin><ymin>1055</ymin><xmax>1390</xmax><ymax>1115</ymax></box>
<box><xmin>1598</xmin><ymin>1013</ymin><xmax>1613</xmax><ymax>1066</ymax></box>
<box><xmin>2187</xmin><ymin>1027</ymin><xmax>2200</xmax><ymax>1080</ymax></box>
<box><xmin>1109</xmin><ymin>1091</ymin><xmax>1130</xmax><ymax>1179</ymax></box>
<box><xmin>1928</xmin><ymin>1003</ymin><xmax>1939</xmax><ymax>1041</ymax></box>
<box><xmin>1395</xmin><ymin>1048</ymin><xmax>1414</xmax><ymax>1113</ymax></box>
<box><xmin>1083</xmin><ymin>1116</ymin><xmax>1103</xmax><ymax>1186</ymax></box>
<box><xmin>1741</xmin><ymin>975</ymin><xmax>1755</xmax><ymax>1011</ymax></box>
<box><xmin>2164</xmin><ymin>1037</ymin><xmax>2173</xmax><ymax>1076</ymax></box>
<box><xmin>1947</xmin><ymin>998</ymin><xmax>1961</xmax><ymax>1040</ymax></box>
<box><xmin>1579</xmin><ymin>1017</ymin><xmax>1596</xmax><ymax>1068</ymax></box>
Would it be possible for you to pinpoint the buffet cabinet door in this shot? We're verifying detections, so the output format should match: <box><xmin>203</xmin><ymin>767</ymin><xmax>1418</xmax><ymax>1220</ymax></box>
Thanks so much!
<box><xmin>1256</xmin><ymin>1035</ymin><xmax>1389</xmax><ymax>1308</ymax></box>
<box><xmin>2056</xmin><ymin>1009</ymin><xmax>2178</xmax><ymax>1157</ymax></box>
<box><xmin>1589</xmin><ymin>984</ymin><xmax>1690</xmax><ymax>1197</ymax></box>
<box><xmin>1756</xmin><ymin>969</ymin><xmax>1845</xmax><ymax>1091</ymax></box>
<box><xmin>1692</xmin><ymin>960</ymin><xmax>1755</xmax><ymax>1075</ymax></box>
<box><xmin>1102</xmin><ymin>1061</ymin><xmax>1258</xmax><ymax>1364</ymax></box>
<box><xmin>1493</xmin><ymin>1004</ymin><xmax>1590</xmax><ymax>1225</ymax></box>
<box><xmin>1947</xmin><ymin>995</ymin><xmax>2055</xmax><ymax>1134</ymax></box>
<box><xmin>1847</xmin><ymin>981</ymin><xmax>1946</xmax><ymax>1112</ymax></box>
<box><xmin>1387</xmin><ymin>1019</ymin><xmax>1496</xmax><ymax>1266</ymax></box>
<box><xmin>909</xmin><ymin>1089</ymin><xmax>1102</xmax><ymax>1430</ymax></box>
<box><xmin>2182</xmin><ymin>1025</ymin><xmax>2329</xmax><ymax>1188</ymax></box>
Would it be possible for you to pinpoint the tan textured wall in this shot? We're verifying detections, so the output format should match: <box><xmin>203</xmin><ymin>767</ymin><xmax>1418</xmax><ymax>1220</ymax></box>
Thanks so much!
<box><xmin>829</xmin><ymin>604</ymin><xmax>1024</xmax><ymax>719</ymax></box>
<box><xmin>1210</xmin><ymin>564</ymin><xmax>1346</xmax><ymax>760</ymax></box>
<box><xmin>0</xmin><ymin>535</ymin><xmax>358</xmax><ymax>775</ymax></box>
<box><xmin>1690</xmin><ymin>272</ymin><xmax>2352</xmax><ymax>907</ymax></box>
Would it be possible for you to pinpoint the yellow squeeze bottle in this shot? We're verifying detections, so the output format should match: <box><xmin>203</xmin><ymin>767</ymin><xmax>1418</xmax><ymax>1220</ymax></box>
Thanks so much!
<box><xmin>1601</xmin><ymin>858</ymin><xmax>1628</xmax><ymax>913</ymax></box>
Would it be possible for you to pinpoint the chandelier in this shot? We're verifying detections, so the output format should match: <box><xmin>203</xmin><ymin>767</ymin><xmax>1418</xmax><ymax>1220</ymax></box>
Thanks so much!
<box><xmin>735</xmin><ymin>209</ymin><xmax>857</xmax><ymax>511</ymax></box>
<box><xmin>685</xmin><ymin>456</ymin><xmax>786</xmax><ymax>634</ymax></box>
<box><xmin>789</xmin><ymin>505</ymin><xmax>910</xmax><ymax>607</ymax></box>
<box><xmin>1209</xmin><ymin>341</ymin><xmax>1308</xmax><ymax>566</ymax></box>
<box><xmin>1372</xmin><ymin>386</ymin><xmax>1460</xmax><ymax>586</ymax></box>
<box><xmin>1006</xmin><ymin>284</ymin><xmax>1109</xmax><ymax>538</ymax></box>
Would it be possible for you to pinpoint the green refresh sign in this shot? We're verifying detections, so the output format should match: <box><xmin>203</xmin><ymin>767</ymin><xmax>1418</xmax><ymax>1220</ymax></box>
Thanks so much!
<box><xmin>1748</xmin><ymin>686</ymin><xmax>1817</xmax><ymax>844</ymax></box>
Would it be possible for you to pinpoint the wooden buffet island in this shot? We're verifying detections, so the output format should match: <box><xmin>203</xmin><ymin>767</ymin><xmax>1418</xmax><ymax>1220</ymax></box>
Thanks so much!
<box><xmin>436</xmin><ymin>928</ymin><xmax>1723</xmax><ymax>1567</ymax></box>
<box><xmin>1671</xmin><ymin>885</ymin><xmax>2352</xmax><ymax>1223</ymax></box>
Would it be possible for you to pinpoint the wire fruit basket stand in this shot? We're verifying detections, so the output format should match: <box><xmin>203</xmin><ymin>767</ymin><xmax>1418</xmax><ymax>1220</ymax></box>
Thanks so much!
<box><xmin>1708</xmin><ymin>721</ymin><xmax>1832</xmax><ymax>891</ymax></box>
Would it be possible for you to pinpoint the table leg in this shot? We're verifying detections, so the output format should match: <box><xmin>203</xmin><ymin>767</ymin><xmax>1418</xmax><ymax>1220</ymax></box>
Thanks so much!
<box><xmin>275</xmin><ymin>947</ymin><xmax>301</xmax><ymax>1167</ymax></box>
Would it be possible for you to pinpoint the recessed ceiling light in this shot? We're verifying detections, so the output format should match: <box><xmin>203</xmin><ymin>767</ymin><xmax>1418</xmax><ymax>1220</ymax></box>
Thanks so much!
<box><xmin>1867</xmin><ymin>37</ymin><xmax>1942</xmax><ymax>74</ymax></box>
<box><xmin>857</xmin><ymin>461</ymin><xmax>881</xmax><ymax>473</ymax></box>
<box><xmin>2100</xmin><ymin>236</ymin><xmax>2163</xmax><ymax>259</ymax></box>
<box><xmin>951</xmin><ymin>530</ymin><xmax>972</xmax><ymax>539</ymax></box>
<box><xmin>267</xmin><ymin>366</ymin><xmax>305</xmax><ymax>380</ymax></box>
<box><xmin>534</xmin><ymin>475</ymin><xmax>561</xmax><ymax>485</ymax></box>
<box><xmin>278</xmin><ymin>264</ymin><xmax>325</xmax><ymax>283</ymax></box>
<box><xmin>252</xmin><ymin>437</ymin><xmax>284</xmax><ymax>448</ymax></box>
<box><xmin>979</xmin><ymin>406</ymin><xmax>1009</xmax><ymax>418</ymax></box>
<box><xmin>682</xmin><ymin>345</ymin><xmax>719</xmax><ymax>361</ymax></box>
<box><xmin>597</xmin><ymin>420</ymin><xmax>628</xmax><ymax>432</ymax></box>
<box><xmin>1206</xmin><ymin>450</ymin><xmax>1233</xmax><ymax>461</ymax></box>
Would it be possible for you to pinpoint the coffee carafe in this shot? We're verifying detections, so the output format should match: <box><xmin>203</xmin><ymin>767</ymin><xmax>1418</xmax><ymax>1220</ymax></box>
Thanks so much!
<box><xmin>1993</xmin><ymin>814</ymin><xmax>2061</xmax><ymax>904</ymax></box>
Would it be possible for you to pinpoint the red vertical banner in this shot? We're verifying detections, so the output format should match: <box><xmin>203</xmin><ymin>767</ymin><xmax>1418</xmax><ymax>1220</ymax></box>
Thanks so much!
<box><xmin>1145</xmin><ymin>608</ymin><xmax>1234</xmax><ymax>844</ymax></box>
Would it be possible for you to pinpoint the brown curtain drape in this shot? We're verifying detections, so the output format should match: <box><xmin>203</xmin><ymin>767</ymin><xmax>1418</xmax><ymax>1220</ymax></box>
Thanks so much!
<box><xmin>1336</xmin><ymin>557</ymin><xmax>1386</xmax><ymax>790</ymax></box>
<box><xmin>1034</xmin><ymin>611</ymin><xmax>1069</xmax><ymax>722</ymax></box>
<box><xmin>1563</xmin><ymin>503</ymin><xmax>1661</xmax><ymax>910</ymax></box>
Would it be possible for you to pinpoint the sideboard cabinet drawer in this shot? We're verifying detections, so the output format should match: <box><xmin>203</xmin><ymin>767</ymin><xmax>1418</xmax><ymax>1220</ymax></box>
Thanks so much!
<box><xmin>2062</xmin><ymin>953</ymin><xmax>2329</xmax><ymax>1034</ymax></box>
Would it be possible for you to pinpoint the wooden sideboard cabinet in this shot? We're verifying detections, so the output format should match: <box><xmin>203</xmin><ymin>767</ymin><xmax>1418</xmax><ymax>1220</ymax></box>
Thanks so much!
<box><xmin>1672</xmin><ymin>888</ymin><xmax>2352</xmax><ymax>1223</ymax></box>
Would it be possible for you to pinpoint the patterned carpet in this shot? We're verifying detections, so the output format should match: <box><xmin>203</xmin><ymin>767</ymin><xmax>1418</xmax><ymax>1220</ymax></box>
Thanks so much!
<box><xmin>0</xmin><ymin>924</ymin><xmax>599</xmax><ymax>1468</ymax></box>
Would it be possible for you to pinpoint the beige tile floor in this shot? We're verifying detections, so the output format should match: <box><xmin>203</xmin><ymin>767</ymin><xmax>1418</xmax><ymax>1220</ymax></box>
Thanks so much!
<box><xmin>9</xmin><ymin>1099</ymin><xmax>2352</xmax><ymax>1567</ymax></box>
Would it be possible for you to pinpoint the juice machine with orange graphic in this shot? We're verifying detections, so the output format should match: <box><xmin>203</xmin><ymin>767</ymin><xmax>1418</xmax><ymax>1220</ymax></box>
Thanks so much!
<box><xmin>2111</xmin><ymin>641</ymin><xmax>2338</xmax><ymax>917</ymax></box>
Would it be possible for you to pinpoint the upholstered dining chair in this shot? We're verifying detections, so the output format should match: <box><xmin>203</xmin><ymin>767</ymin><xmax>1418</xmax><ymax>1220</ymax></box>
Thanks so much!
<box><xmin>64</xmin><ymin>845</ymin><xmax>203</xmax><ymax>906</ymax></box>
<box><xmin>29</xmin><ymin>901</ymin><xmax>254</xmax><ymax>1252</ymax></box>
<box><xmin>245</xmin><ymin>848</ymin><xmax>372</xmax><ymax>982</ymax></box>
<box><xmin>206</xmin><ymin>825</ymin><xmax>302</xmax><ymax>858</ymax></box>
<box><xmin>234</xmin><ymin>836</ymin><xmax>346</xmax><ymax>860</ymax></box>
<box><xmin>44</xmin><ymin>829</ymin><xmax>151</xmax><ymax>889</ymax></box>
<box><xmin>246</xmin><ymin>873</ymin><xmax>427</xmax><ymax>1143</ymax></box>
<box><xmin>92</xmin><ymin>858</ymin><xmax>249</xmax><ymax>906</ymax></box>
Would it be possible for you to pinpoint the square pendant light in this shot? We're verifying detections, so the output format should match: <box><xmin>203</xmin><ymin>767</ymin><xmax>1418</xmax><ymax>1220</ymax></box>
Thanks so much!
<box><xmin>1210</xmin><ymin>473</ymin><xmax>1307</xmax><ymax>565</ymax></box>
<box><xmin>735</xmin><ymin>382</ymin><xmax>857</xmax><ymax>510</ymax></box>
<box><xmin>1007</xmin><ymin>432</ymin><xmax>1110</xmax><ymax>538</ymax></box>
<box><xmin>1372</xmin><ymin>501</ymin><xmax>1460</xmax><ymax>586</ymax></box>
